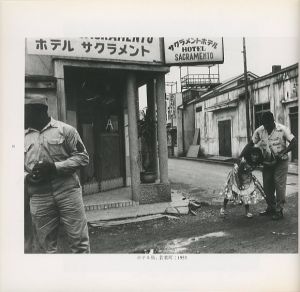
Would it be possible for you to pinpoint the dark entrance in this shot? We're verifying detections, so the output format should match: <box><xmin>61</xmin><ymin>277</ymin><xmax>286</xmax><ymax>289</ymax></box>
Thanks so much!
<box><xmin>289</xmin><ymin>106</ymin><xmax>298</xmax><ymax>162</ymax></box>
<box><xmin>218</xmin><ymin>120</ymin><xmax>232</xmax><ymax>157</ymax></box>
<box><xmin>64</xmin><ymin>67</ymin><xmax>126</xmax><ymax>194</ymax></box>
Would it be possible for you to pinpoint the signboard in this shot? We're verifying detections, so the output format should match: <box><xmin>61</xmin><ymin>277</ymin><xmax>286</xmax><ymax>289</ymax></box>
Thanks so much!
<box><xmin>164</xmin><ymin>37</ymin><xmax>224</xmax><ymax>65</ymax></box>
<box><xmin>168</xmin><ymin>93</ymin><xmax>176</xmax><ymax>118</ymax></box>
<box><xmin>26</xmin><ymin>37</ymin><xmax>163</xmax><ymax>64</ymax></box>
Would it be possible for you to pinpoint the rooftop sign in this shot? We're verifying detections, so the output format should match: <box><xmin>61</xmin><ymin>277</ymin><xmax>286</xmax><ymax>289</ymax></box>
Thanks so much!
<box><xmin>26</xmin><ymin>37</ymin><xmax>163</xmax><ymax>64</ymax></box>
<box><xmin>164</xmin><ymin>37</ymin><xmax>224</xmax><ymax>65</ymax></box>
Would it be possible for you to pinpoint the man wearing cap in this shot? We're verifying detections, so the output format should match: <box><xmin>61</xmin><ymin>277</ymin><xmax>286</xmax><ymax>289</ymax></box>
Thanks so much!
<box><xmin>24</xmin><ymin>94</ymin><xmax>90</xmax><ymax>253</ymax></box>
<box><xmin>240</xmin><ymin>111</ymin><xmax>297</xmax><ymax>220</ymax></box>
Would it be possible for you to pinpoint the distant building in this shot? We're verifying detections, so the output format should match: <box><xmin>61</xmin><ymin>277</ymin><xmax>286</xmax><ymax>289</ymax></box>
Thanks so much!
<box><xmin>176</xmin><ymin>67</ymin><xmax>221</xmax><ymax>156</ymax></box>
<box><xmin>193</xmin><ymin>63</ymin><xmax>298</xmax><ymax>161</ymax></box>
<box><xmin>166</xmin><ymin>92</ymin><xmax>182</xmax><ymax>157</ymax></box>
<box><xmin>195</xmin><ymin>71</ymin><xmax>258</xmax><ymax>157</ymax></box>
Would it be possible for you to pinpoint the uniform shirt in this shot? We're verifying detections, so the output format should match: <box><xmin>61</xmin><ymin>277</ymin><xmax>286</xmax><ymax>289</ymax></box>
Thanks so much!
<box><xmin>252</xmin><ymin>123</ymin><xmax>294</xmax><ymax>161</ymax></box>
<box><xmin>25</xmin><ymin>118</ymin><xmax>89</xmax><ymax>194</ymax></box>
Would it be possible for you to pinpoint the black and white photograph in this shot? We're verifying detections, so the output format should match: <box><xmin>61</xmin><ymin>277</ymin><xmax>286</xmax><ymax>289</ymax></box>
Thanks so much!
<box><xmin>1</xmin><ymin>1</ymin><xmax>299</xmax><ymax>291</ymax></box>
<box><xmin>24</xmin><ymin>37</ymin><xmax>298</xmax><ymax>254</ymax></box>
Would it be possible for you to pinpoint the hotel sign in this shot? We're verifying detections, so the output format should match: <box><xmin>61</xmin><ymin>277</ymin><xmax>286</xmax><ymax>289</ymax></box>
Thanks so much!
<box><xmin>26</xmin><ymin>37</ymin><xmax>163</xmax><ymax>64</ymax></box>
<box><xmin>164</xmin><ymin>37</ymin><xmax>224</xmax><ymax>65</ymax></box>
<box><xmin>26</xmin><ymin>37</ymin><xmax>224</xmax><ymax>66</ymax></box>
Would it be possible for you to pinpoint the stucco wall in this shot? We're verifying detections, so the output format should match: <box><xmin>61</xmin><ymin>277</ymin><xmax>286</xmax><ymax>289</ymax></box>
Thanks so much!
<box><xmin>196</xmin><ymin>87</ymin><xmax>248</xmax><ymax>158</ymax></box>
<box><xmin>197</xmin><ymin>106</ymin><xmax>247</xmax><ymax>157</ymax></box>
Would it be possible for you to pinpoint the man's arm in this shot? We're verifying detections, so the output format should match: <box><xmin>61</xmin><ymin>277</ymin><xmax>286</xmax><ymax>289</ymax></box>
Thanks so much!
<box><xmin>54</xmin><ymin>126</ymin><xmax>89</xmax><ymax>175</ymax></box>
<box><xmin>277</xmin><ymin>125</ymin><xmax>297</xmax><ymax>159</ymax></box>
<box><xmin>278</xmin><ymin>137</ymin><xmax>297</xmax><ymax>159</ymax></box>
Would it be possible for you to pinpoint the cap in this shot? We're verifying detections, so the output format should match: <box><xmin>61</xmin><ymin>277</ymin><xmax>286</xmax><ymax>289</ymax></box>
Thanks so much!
<box><xmin>25</xmin><ymin>93</ymin><xmax>48</xmax><ymax>107</ymax></box>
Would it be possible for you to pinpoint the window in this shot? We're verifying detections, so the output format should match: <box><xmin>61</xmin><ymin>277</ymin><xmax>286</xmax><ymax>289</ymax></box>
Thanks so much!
<box><xmin>289</xmin><ymin>106</ymin><xmax>298</xmax><ymax>114</ymax></box>
<box><xmin>254</xmin><ymin>102</ymin><xmax>270</xmax><ymax>128</ymax></box>
<box><xmin>196</xmin><ymin>106</ymin><xmax>202</xmax><ymax>112</ymax></box>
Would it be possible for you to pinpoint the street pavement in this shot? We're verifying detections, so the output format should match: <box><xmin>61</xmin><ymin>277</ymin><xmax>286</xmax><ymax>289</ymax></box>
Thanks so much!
<box><xmin>56</xmin><ymin>158</ymin><xmax>298</xmax><ymax>254</ymax></box>
<box><xmin>168</xmin><ymin>158</ymin><xmax>298</xmax><ymax>204</ymax></box>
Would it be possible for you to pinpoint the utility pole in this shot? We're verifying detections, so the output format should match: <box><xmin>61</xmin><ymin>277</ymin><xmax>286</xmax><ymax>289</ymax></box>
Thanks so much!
<box><xmin>179</xmin><ymin>66</ymin><xmax>185</xmax><ymax>154</ymax></box>
<box><xmin>242</xmin><ymin>37</ymin><xmax>251</xmax><ymax>142</ymax></box>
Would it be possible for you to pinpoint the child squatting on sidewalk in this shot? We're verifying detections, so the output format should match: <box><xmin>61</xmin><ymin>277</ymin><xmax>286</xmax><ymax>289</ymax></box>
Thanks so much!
<box><xmin>220</xmin><ymin>146</ymin><xmax>266</xmax><ymax>218</ymax></box>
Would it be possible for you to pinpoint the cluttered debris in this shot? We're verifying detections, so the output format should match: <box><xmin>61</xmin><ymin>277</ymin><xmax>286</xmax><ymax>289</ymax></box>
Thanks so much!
<box><xmin>165</xmin><ymin>189</ymin><xmax>203</xmax><ymax>216</ymax></box>
<box><xmin>188</xmin><ymin>199</ymin><xmax>202</xmax><ymax>215</ymax></box>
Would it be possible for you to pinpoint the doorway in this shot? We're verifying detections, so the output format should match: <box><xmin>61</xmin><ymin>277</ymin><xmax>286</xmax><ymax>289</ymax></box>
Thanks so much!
<box><xmin>64</xmin><ymin>67</ymin><xmax>126</xmax><ymax>194</ymax></box>
<box><xmin>218</xmin><ymin>119</ymin><xmax>232</xmax><ymax>157</ymax></box>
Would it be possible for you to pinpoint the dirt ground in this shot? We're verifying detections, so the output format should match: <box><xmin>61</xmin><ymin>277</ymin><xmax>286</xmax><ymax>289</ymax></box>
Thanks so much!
<box><xmin>56</xmin><ymin>188</ymin><xmax>298</xmax><ymax>254</ymax></box>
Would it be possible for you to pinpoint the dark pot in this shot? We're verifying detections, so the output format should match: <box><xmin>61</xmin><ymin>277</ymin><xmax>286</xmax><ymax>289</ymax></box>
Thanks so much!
<box><xmin>140</xmin><ymin>171</ymin><xmax>156</xmax><ymax>183</ymax></box>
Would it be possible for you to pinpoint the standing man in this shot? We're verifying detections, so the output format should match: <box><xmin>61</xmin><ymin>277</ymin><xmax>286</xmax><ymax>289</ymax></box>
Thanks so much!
<box><xmin>24</xmin><ymin>94</ymin><xmax>90</xmax><ymax>253</ymax></box>
<box><xmin>241</xmin><ymin>111</ymin><xmax>297</xmax><ymax>220</ymax></box>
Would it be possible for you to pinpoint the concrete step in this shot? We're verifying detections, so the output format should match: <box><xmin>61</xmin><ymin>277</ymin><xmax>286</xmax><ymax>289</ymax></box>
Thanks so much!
<box><xmin>84</xmin><ymin>200</ymin><xmax>138</xmax><ymax>212</ymax></box>
<box><xmin>83</xmin><ymin>187</ymin><xmax>135</xmax><ymax>212</ymax></box>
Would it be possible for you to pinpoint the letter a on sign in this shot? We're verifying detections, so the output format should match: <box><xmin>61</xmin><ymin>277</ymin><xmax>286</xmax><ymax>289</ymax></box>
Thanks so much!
<box><xmin>106</xmin><ymin>119</ymin><xmax>114</xmax><ymax>131</ymax></box>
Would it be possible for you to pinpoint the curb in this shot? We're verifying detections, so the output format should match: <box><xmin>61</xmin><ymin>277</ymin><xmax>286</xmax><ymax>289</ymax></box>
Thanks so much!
<box><xmin>171</xmin><ymin>157</ymin><xmax>298</xmax><ymax>176</ymax></box>
<box><xmin>172</xmin><ymin>156</ymin><xmax>235</xmax><ymax>167</ymax></box>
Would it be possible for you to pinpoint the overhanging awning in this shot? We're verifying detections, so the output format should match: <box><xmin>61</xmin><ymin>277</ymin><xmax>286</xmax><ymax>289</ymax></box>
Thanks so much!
<box><xmin>206</xmin><ymin>99</ymin><xmax>238</xmax><ymax>112</ymax></box>
<box><xmin>281</xmin><ymin>97</ymin><xmax>298</xmax><ymax>105</ymax></box>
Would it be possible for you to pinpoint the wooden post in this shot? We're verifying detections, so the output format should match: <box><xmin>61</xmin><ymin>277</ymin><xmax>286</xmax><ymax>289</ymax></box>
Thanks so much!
<box><xmin>54</xmin><ymin>61</ymin><xmax>67</xmax><ymax>122</ymax></box>
<box><xmin>56</xmin><ymin>78</ymin><xmax>67</xmax><ymax>122</ymax></box>
<box><xmin>156</xmin><ymin>74</ymin><xmax>168</xmax><ymax>183</ymax></box>
<box><xmin>147</xmin><ymin>79</ymin><xmax>158</xmax><ymax>178</ymax></box>
<box><xmin>126</xmin><ymin>73</ymin><xmax>140</xmax><ymax>201</ymax></box>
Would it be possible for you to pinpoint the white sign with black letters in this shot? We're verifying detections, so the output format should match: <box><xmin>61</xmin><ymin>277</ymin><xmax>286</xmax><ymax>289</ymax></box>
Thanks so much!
<box><xmin>164</xmin><ymin>37</ymin><xmax>224</xmax><ymax>65</ymax></box>
<box><xmin>26</xmin><ymin>37</ymin><xmax>163</xmax><ymax>64</ymax></box>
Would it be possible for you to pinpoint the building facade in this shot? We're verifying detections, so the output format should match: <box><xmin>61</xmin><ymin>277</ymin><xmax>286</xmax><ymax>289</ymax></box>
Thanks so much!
<box><xmin>194</xmin><ymin>64</ymin><xmax>298</xmax><ymax>161</ymax></box>
<box><xmin>25</xmin><ymin>38</ymin><xmax>171</xmax><ymax>204</ymax></box>
<box><xmin>176</xmin><ymin>68</ymin><xmax>221</xmax><ymax>157</ymax></box>
<box><xmin>166</xmin><ymin>92</ymin><xmax>182</xmax><ymax>157</ymax></box>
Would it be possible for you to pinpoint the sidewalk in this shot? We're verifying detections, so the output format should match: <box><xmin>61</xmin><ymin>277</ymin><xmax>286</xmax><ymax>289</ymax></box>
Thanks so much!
<box><xmin>84</xmin><ymin>189</ymin><xmax>189</xmax><ymax>222</ymax></box>
<box><xmin>174</xmin><ymin>155</ymin><xmax>298</xmax><ymax>175</ymax></box>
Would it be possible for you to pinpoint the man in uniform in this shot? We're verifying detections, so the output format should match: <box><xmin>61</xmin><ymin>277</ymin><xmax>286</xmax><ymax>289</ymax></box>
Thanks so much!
<box><xmin>241</xmin><ymin>111</ymin><xmax>297</xmax><ymax>220</ymax></box>
<box><xmin>24</xmin><ymin>94</ymin><xmax>90</xmax><ymax>253</ymax></box>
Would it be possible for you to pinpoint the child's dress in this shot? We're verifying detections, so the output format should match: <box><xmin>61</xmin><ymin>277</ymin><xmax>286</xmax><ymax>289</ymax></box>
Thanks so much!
<box><xmin>222</xmin><ymin>158</ymin><xmax>265</xmax><ymax>205</ymax></box>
